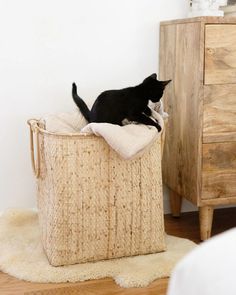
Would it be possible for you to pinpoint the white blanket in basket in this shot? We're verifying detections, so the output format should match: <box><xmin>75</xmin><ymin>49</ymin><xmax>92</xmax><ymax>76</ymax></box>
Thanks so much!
<box><xmin>81</xmin><ymin>114</ymin><xmax>164</xmax><ymax>160</ymax></box>
<box><xmin>43</xmin><ymin>101</ymin><xmax>167</xmax><ymax>160</ymax></box>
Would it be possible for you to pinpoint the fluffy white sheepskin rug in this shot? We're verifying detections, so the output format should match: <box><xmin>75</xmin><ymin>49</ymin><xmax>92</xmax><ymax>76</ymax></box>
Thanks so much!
<box><xmin>0</xmin><ymin>208</ymin><xmax>196</xmax><ymax>288</ymax></box>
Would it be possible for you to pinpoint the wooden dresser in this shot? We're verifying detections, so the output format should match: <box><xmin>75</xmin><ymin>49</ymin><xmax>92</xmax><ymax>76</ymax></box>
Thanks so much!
<box><xmin>159</xmin><ymin>17</ymin><xmax>236</xmax><ymax>240</ymax></box>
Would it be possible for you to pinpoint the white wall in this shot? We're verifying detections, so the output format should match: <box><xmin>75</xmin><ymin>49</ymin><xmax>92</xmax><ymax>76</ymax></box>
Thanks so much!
<box><xmin>0</xmin><ymin>0</ymin><xmax>190</xmax><ymax>213</ymax></box>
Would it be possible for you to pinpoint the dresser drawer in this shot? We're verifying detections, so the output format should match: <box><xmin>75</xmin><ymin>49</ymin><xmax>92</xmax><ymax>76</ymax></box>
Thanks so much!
<box><xmin>205</xmin><ymin>24</ymin><xmax>236</xmax><ymax>85</ymax></box>
<box><xmin>202</xmin><ymin>142</ymin><xmax>236</xmax><ymax>200</ymax></box>
<box><xmin>203</xmin><ymin>85</ymin><xmax>236</xmax><ymax>138</ymax></box>
<box><xmin>202</xmin><ymin>171</ymin><xmax>236</xmax><ymax>199</ymax></box>
<box><xmin>202</xmin><ymin>142</ymin><xmax>236</xmax><ymax>171</ymax></box>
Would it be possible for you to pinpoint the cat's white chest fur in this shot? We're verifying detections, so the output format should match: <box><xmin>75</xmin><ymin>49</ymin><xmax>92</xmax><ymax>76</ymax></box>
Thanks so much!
<box><xmin>149</xmin><ymin>100</ymin><xmax>168</xmax><ymax>120</ymax></box>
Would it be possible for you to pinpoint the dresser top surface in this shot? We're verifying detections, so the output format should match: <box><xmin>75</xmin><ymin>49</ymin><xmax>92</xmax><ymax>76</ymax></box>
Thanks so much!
<box><xmin>160</xmin><ymin>16</ymin><xmax>236</xmax><ymax>26</ymax></box>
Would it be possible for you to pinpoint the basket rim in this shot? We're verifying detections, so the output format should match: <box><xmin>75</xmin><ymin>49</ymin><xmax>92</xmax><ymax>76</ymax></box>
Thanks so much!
<box><xmin>27</xmin><ymin>118</ymin><xmax>165</xmax><ymax>141</ymax></box>
<box><xmin>27</xmin><ymin>118</ymin><xmax>97</xmax><ymax>138</ymax></box>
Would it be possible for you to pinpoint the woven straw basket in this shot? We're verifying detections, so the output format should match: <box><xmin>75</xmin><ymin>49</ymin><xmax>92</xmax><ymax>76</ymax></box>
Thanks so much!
<box><xmin>27</xmin><ymin>119</ymin><xmax>166</xmax><ymax>266</ymax></box>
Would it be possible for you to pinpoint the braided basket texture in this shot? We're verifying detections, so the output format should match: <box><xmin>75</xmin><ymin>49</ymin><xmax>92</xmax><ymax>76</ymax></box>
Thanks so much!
<box><xmin>28</xmin><ymin>119</ymin><xmax>166</xmax><ymax>266</ymax></box>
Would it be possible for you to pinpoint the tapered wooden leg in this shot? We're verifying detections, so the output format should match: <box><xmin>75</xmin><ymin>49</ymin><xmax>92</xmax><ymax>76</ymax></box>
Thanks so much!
<box><xmin>199</xmin><ymin>206</ymin><xmax>214</xmax><ymax>241</ymax></box>
<box><xmin>169</xmin><ymin>190</ymin><xmax>182</xmax><ymax>218</ymax></box>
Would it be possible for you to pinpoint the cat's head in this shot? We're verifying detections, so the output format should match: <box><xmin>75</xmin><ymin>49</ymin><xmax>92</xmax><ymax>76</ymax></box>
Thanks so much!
<box><xmin>142</xmin><ymin>73</ymin><xmax>171</xmax><ymax>102</ymax></box>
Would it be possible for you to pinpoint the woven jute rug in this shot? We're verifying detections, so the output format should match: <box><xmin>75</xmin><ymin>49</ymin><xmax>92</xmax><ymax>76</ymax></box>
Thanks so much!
<box><xmin>0</xmin><ymin>208</ymin><xmax>196</xmax><ymax>288</ymax></box>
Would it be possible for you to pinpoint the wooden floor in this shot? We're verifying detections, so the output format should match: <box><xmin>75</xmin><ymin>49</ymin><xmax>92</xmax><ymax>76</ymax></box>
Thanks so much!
<box><xmin>1</xmin><ymin>207</ymin><xmax>236</xmax><ymax>295</ymax></box>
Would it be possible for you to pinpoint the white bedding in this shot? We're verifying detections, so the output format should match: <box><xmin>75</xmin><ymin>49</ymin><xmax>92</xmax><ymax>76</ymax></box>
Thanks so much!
<box><xmin>167</xmin><ymin>228</ymin><xmax>236</xmax><ymax>295</ymax></box>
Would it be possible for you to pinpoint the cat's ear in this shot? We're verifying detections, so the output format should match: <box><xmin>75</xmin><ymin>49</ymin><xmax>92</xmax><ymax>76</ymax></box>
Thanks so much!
<box><xmin>143</xmin><ymin>73</ymin><xmax>157</xmax><ymax>83</ymax></box>
<box><xmin>161</xmin><ymin>80</ymin><xmax>171</xmax><ymax>87</ymax></box>
<box><xmin>149</xmin><ymin>73</ymin><xmax>157</xmax><ymax>80</ymax></box>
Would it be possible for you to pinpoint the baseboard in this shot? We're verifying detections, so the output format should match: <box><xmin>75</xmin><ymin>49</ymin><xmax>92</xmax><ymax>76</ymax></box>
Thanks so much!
<box><xmin>163</xmin><ymin>195</ymin><xmax>197</xmax><ymax>214</ymax></box>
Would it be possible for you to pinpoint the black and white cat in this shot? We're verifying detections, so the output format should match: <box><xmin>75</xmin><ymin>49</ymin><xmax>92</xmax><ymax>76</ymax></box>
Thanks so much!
<box><xmin>72</xmin><ymin>74</ymin><xmax>171</xmax><ymax>131</ymax></box>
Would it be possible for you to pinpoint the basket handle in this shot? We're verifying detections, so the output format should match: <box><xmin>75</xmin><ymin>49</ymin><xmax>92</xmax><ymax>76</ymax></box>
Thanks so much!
<box><xmin>27</xmin><ymin>119</ymin><xmax>40</xmax><ymax>178</ymax></box>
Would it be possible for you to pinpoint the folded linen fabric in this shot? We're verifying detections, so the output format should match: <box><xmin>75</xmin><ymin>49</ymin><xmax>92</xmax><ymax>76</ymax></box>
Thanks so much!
<box><xmin>41</xmin><ymin>109</ymin><xmax>87</xmax><ymax>133</ymax></box>
<box><xmin>81</xmin><ymin>110</ymin><xmax>164</xmax><ymax>160</ymax></box>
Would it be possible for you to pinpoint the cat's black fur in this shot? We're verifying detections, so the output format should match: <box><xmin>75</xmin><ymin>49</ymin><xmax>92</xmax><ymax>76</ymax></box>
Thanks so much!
<box><xmin>72</xmin><ymin>74</ymin><xmax>171</xmax><ymax>131</ymax></box>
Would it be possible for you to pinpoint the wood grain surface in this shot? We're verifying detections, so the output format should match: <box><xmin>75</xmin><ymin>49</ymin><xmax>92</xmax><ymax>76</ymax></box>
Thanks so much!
<box><xmin>202</xmin><ymin>142</ymin><xmax>236</xmax><ymax>171</ymax></box>
<box><xmin>202</xmin><ymin>170</ymin><xmax>236</xmax><ymax>200</ymax></box>
<box><xmin>205</xmin><ymin>24</ymin><xmax>236</xmax><ymax>84</ymax></box>
<box><xmin>160</xmin><ymin>16</ymin><xmax>236</xmax><ymax>26</ymax></box>
<box><xmin>203</xmin><ymin>85</ymin><xmax>236</xmax><ymax>135</ymax></box>
<box><xmin>160</xmin><ymin>21</ymin><xmax>204</xmax><ymax>205</ymax></box>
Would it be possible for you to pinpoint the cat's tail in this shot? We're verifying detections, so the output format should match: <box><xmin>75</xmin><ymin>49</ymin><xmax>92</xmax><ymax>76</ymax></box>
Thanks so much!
<box><xmin>72</xmin><ymin>82</ymin><xmax>91</xmax><ymax>122</ymax></box>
